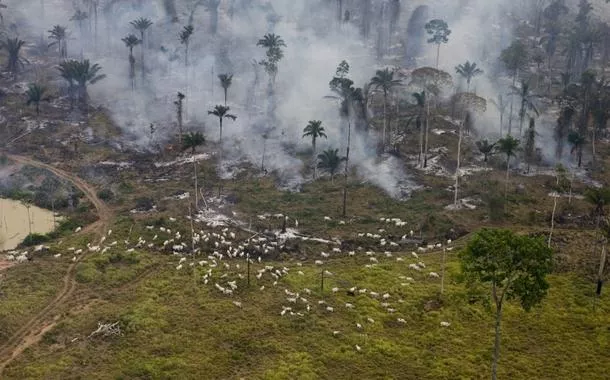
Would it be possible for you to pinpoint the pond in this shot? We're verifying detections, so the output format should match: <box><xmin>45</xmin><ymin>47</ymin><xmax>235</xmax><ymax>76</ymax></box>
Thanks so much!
<box><xmin>0</xmin><ymin>198</ymin><xmax>56</xmax><ymax>251</ymax></box>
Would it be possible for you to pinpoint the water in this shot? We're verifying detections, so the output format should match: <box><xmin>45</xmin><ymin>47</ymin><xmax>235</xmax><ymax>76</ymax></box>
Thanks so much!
<box><xmin>0</xmin><ymin>199</ymin><xmax>56</xmax><ymax>251</ymax></box>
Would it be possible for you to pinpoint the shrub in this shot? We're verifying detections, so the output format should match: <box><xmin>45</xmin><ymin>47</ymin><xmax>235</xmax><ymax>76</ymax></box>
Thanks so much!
<box><xmin>97</xmin><ymin>188</ymin><xmax>114</xmax><ymax>201</ymax></box>
<box><xmin>20</xmin><ymin>233</ymin><xmax>50</xmax><ymax>247</ymax></box>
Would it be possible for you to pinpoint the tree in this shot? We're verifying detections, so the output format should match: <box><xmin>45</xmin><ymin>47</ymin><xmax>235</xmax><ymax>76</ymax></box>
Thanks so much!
<box><xmin>490</xmin><ymin>95</ymin><xmax>508</xmax><ymax>136</ymax></box>
<box><xmin>510</xmin><ymin>81</ymin><xmax>540</xmax><ymax>137</ymax></box>
<box><xmin>57</xmin><ymin>59</ymin><xmax>105</xmax><ymax>108</ymax></box>
<box><xmin>523</xmin><ymin>117</ymin><xmax>537</xmax><ymax>173</ymax></box>
<box><xmin>568</xmin><ymin>130</ymin><xmax>586</xmax><ymax>167</ymax></box>
<box><xmin>412</xmin><ymin>91</ymin><xmax>426</xmax><ymax>165</ymax></box>
<box><xmin>208</xmin><ymin>105</ymin><xmax>237</xmax><ymax>144</ymax></box>
<box><xmin>130</xmin><ymin>17</ymin><xmax>153</xmax><ymax>79</ymax></box>
<box><xmin>218</xmin><ymin>73</ymin><xmax>233</xmax><ymax>105</ymax></box>
<box><xmin>1</xmin><ymin>38</ymin><xmax>28</xmax><ymax>75</ymax></box>
<box><xmin>257</xmin><ymin>33</ymin><xmax>286</xmax><ymax>85</ymax></box>
<box><xmin>180</xmin><ymin>25</ymin><xmax>194</xmax><ymax>66</ymax></box>
<box><xmin>425</xmin><ymin>19</ymin><xmax>451</xmax><ymax>70</ymax></box>
<box><xmin>455</xmin><ymin>61</ymin><xmax>483</xmax><ymax>92</ymax></box>
<box><xmin>70</xmin><ymin>9</ymin><xmax>88</xmax><ymax>58</ymax></box>
<box><xmin>555</xmin><ymin>104</ymin><xmax>576</xmax><ymax>159</ymax></box>
<box><xmin>182</xmin><ymin>131</ymin><xmax>205</xmax><ymax>209</ymax></box>
<box><xmin>501</xmin><ymin>40</ymin><xmax>529</xmax><ymax>135</ymax></box>
<box><xmin>370</xmin><ymin>68</ymin><xmax>402</xmax><ymax>151</ymax></box>
<box><xmin>121</xmin><ymin>34</ymin><xmax>141</xmax><ymax>90</ymax></box>
<box><xmin>302</xmin><ymin>120</ymin><xmax>327</xmax><ymax>179</ymax></box>
<box><xmin>584</xmin><ymin>187</ymin><xmax>610</xmax><ymax>225</ymax></box>
<box><xmin>476</xmin><ymin>139</ymin><xmax>496</xmax><ymax>163</ymax></box>
<box><xmin>317</xmin><ymin>148</ymin><xmax>345</xmax><ymax>183</ymax></box>
<box><xmin>497</xmin><ymin>135</ymin><xmax>520</xmax><ymax>200</ymax></box>
<box><xmin>174</xmin><ymin>92</ymin><xmax>185</xmax><ymax>143</ymax></box>
<box><xmin>25</xmin><ymin>83</ymin><xmax>49</xmax><ymax>116</ymax></box>
<box><xmin>48</xmin><ymin>25</ymin><xmax>68</xmax><ymax>58</ymax></box>
<box><xmin>461</xmin><ymin>229</ymin><xmax>552</xmax><ymax>380</ymax></box>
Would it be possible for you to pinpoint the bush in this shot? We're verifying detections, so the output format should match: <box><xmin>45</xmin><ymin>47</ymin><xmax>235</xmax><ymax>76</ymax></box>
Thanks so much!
<box><xmin>97</xmin><ymin>188</ymin><xmax>114</xmax><ymax>201</ymax></box>
<box><xmin>135</xmin><ymin>197</ymin><xmax>154</xmax><ymax>211</ymax></box>
<box><xmin>20</xmin><ymin>233</ymin><xmax>50</xmax><ymax>247</ymax></box>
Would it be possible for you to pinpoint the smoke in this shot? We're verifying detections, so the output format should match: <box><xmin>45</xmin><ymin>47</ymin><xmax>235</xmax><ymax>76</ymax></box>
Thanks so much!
<box><xmin>10</xmin><ymin>0</ymin><xmax>605</xmax><ymax>195</ymax></box>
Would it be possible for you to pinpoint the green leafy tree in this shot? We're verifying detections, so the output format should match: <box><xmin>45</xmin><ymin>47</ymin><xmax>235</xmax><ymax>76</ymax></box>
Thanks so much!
<box><xmin>218</xmin><ymin>73</ymin><xmax>233</xmax><ymax>105</ymax></box>
<box><xmin>317</xmin><ymin>148</ymin><xmax>346</xmax><ymax>183</ymax></box>
<box><xmin>425</xmin><ymin>19</ymin><xmax>451</xmax><ymax>70</ymax></box>
<box><xmin>501</xmin><ymin>40</ymin><xmax>529</xmax><ymax>134</ymax></box>
<box><xmin>121</xmin><ymin>34</ymin><xmax>141</xmax><ymax>89</ymax></box>
<box><xmin>208</xmin><ymin>105</ymin><xmax>237</xmax><ymax>144</ymax></box>
<box><xmin>25</xmin><ymin>83</ymin><xmax>49</xmax><ymax>116</ymax></box>
<box><xmin>179</xmin><ymin>25</ymin><xmax>194</xmax><ymax>66</ymax></box>
<box><xmin>302</xmin><ymin>120</ymin><xmax>328</xmax><ymax>179</ymax></box>
<box><xmin>497</xmin><ymin>135</ymin><xmax>520</xmax><ymax>199</ymax></box>
<box><xmin>48</xmin><ymin>25</ymin><xmax>68</xmax><ymax>58</ymax></box>
<box><xmin>1</xmin><ymin>38</ymin><xmax>29</xmax><ymax>75</ymax></box>
<box><xmin>257</xmin><ymin>33</ymin><xmax>286</xmax><ymax>85</ymax></box>
<box><xmin>370</xmin><ymin>68</ymin><xmax>402</xmax><ymax>151</ymax></box>
<box><xmin>455</xmin><ymin>61</ymin><xmax>483</xmax><ymax>92</ymax></box>
<box><xmin>568</xmin><ymin>130</ymin><xmax>586</xmax><ymax>167</ymax></box>
<box><xmin>461</xmin><ymin>229</ymin><xmax>552</xmax><ymax>380</ymax></box>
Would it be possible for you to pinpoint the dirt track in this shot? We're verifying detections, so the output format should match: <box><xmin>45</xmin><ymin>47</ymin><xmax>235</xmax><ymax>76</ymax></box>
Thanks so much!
<box><xmin>0</xmin><ymin>153</ymin><xmax>111</xmax><ymax>375</ymax></box>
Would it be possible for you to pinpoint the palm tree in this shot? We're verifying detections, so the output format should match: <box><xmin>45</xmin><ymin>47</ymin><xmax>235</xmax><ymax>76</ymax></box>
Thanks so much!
<box><xmin>455</xmin><ymin>61</ymin><xmax>483</xmax><ymax>92</ymax></box>
<box><xmin>48</xmin><ymin>25</ymin><xmax>68</xmax><ymax>58</ymax></box>
<box><xmin>412</xmin><ymin>91</ymin><xmax>426</xmax><ymax>165</ymax></box>
<box><xmin>218</xmin><ymin>74</ymin><xmax>233</xmax><ymax>105</ymax></box>
<box><xmin>370</xmin><ymin>68</ymin><xmax>402</xmax><ymax>151</ymax></box>
<box><xmin>510</xmin><ymin>81</ymin><xmax>540</xmax><ymax>136</ymax></box>
<box><xmin>317</xmin><ymin>148</ymin><xmax>346</xmax><ymax>183</ymax></box>
<box><xmin>122</xmin><ymin>34</ymin><xmax>141</xmax><ymax>90</ymax></box>
<box><xmin>208</xmin><ymin>105</ymin><xmax>237</xmax><ymax>144</ymax></box>
<box><xmin>57</xmin><ymin>59</ymin><xmax>105</xmax><ymax>108</ymax></box>
<box><xmin>182</xmin><ymin>131</ymin><xmax>205</xmax><ymax>209</ymax></box>
<box><xmin>302</xmin><ymin>120</ymin><xmax>328</xmax><ymax>179</ymax></box>
<box><xmin>179</xmin><ymin>25</ymin><xmax>194</xmax><ymax>66</ymax></box>
<box><xmin>568</xmin><ymin>130</ymin><xmax>586</xmax><ymax>167</ymax></box>
<box><xmin>257</xmin><ymin>33</ymin><xmax>286</xmax><ymax>84</ymax></box>
<box><xmin>70</xmin><ymin>9</ymin><xmax>88</xmax><ymax>58</ymax></box>
<box><xmin>130</xmin><ymin>17</ymin><xmax>153</xmax><ymax>78</ymax></box>
<box><xmin>497</xmin><ymin>135</ymin><xmax>520</xmax><ymax>200</ymax></box>
<box><xmin>476</xmin><ymin>139</ymin><xmax>496</xmax><ymax>163</ymax></box>
<box><xmin>1</xmin><ymin>38</ymin><xmax>28</xmax><ymax>75</ymax></box>
<box><xmin>25</xmin><ymin>83</ymin><xmax>49</xmax><ymax>116</ymax></box>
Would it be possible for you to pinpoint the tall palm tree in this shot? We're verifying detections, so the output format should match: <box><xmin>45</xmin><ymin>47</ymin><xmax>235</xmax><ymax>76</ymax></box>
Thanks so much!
<box><xmin>70</xmin><ymin>9</ymin><xmax>88</xmax><ymax>58</ymax></box>
<box><xmin>25</xmin><ymin>83</ymin><xmax>49</xmax><ymax>116</ymax></box>
<box><xmin>182</xmin><ymin>131</ymin><xmax>205</xmax><ymax>209</ymax></box>
<box><xmin>48</xmin><ymin>25</ymin><xmax>68</xmax><ymax>58</ymax></box>
<box><xmin>1</xmin><ymin>38</ymin><xmax>28</xmax><ymax>75</ymax></box>
<box><xmin>568</xmin><ymin>130</ymin><xmax>586</xmax><ymax>167</ymax></box>
<box><xmin>122</xmin><ymin>34</ymin><xmax>141</xmax><ymax>90</ymax></box>
<box><xmin>218</xmin><ymin>74</ymin><xmax>233</xmax><ymax>105</ymax></box>
<box><xmin>257</xmin><ymin>33</ymin><xmax>286</xmax><ymax>84</ymax></box>
<box><xmin>57</xmin><ymin>59</ymin><xmax>105</xmax><ymax>108</ymax></box>
<box><xmin>302</xmin><ymin>120</ymin><xmax>328</xmax><ymax>179</ymax></box>
<box><xmin>130</xmin><ymin>17</ymin><xmax>153</xmax><ymax>78</ymax></box>
<box><xmin>455</xmin><ymin>61</ymin><xmax>483</xmax><ymax>92</ymax></box>
<box><xmin>370</xmin><ymin>68</ymin><xmax>402</xmax><ymax>151</ymax></box>
<box><xmin>510</xmin><ymin>81</ymin><xmax>540</xmax><ymax>136</ymax></box>
<box><xmin>412</xmin><ymin>91</ymin><xmax>426</xmax><ymax>165</ymax></box>
<box><xmin>180</xmin><ymin>25</ymin><xmax>194</xmax><ymax>66</ymax></box>
<box><xmin>497</xmin><ymin>135</ymin><xmax>520</xmax><ymax>200</ymax></box>
<box><xmin>317</xmin><ymin>148</ymin><xmax>346</xmax><ymax>183</ymax></box>
<box><xmin>208</xmin><ymin>105</ymin><xmax>237</xmax><ymax>144</ymax></box>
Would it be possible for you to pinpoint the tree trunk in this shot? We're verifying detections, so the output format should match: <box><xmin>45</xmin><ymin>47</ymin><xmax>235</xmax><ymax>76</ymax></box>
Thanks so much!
<box><xmin>548</xmin><ymin>195</ymin><xmax>557</xmax><ymax>248</ymax></box>
<box><xmin>219</xmin><ymin>118</ymin><xmax>223</xmax><ymax>144</ymax></box>
<box><xmin>418</xmin><ymin>116</ymin><xmax>424</xmax><ymax>166</ymax></box>
<box><xmin>140</xmin><ymin>31</ymin><xmax>145</xmax><ymax>80</ymax></box>
<box><xmin>193</xmin><ymin>156</ymin><xmax>198</xmax><ymax>210</ymax></box>
<box><xmin>312</xmin><ymin>138</ymin><xmax>317</xmax><ymax>179</ymax></box>
<box><xmin>492</xmin><ymin>302</ymin><xmax>503</xmax><ymax>380</ymax></box>
<box><xmin>505</xmin><ymin>155</ymin><xmax>510</xmax><ymax>201</ymax></box>
<box><xmin>508</xmin><ymin>73</ymin><xmax>517</xmax><ymax>135</ymax></box>
<box><xmin>224</xmin><ymin>88</ymin><xmax>228</xmax><ymax>105</ymax></box>
<box><xmin>342</xmin><ymin>121</ymin><xmax>351</xmax><ymax>217</ymax></box>
<box><xmin>424</xmin><ymin>99</ymin><xmax>430</xmax><ymax>168</ymax></box>
<box><xmin>382</xmin><ymin>92</ymin><xmax>387</xmax><ymax>152</ymax></box>
<box><xmin>454</xmin><ymin>122</ymin><xmax>463</xmax><ymax>206</ymax></box>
